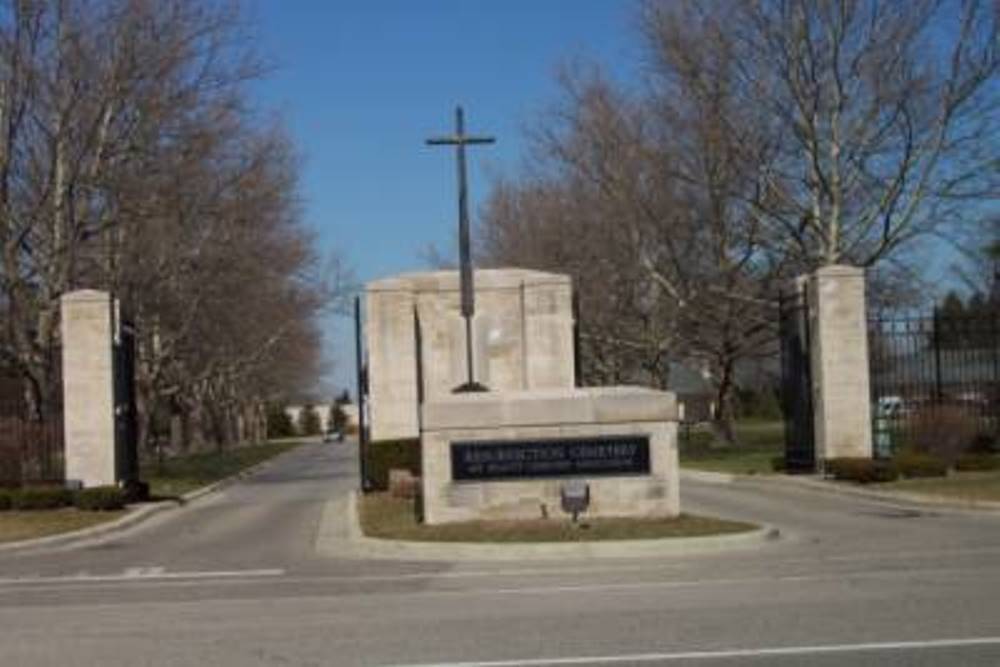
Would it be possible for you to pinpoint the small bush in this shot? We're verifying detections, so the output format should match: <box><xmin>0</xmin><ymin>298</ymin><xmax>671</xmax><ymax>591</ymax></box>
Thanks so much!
<box><xmin>770</xmin><ymin>456</ymin><xmax>785</xmax><ymax>472</ymax></box>
<box><xmin>265</xmin><ymin>404</ymin><xmax>295</xmax><ymax>439</ymax></box>
<box><xmin>0</xmin><ymin>489</ymin><xmax>11</xmax><ymax>511</ymax></box>
<box><xmin>74</xmin><ymin>486</ymin><xmax>127</xmax><ymax>511</ymax></box>
<box><xmin>908</xmin><ymin>405</ymin><xmax>982</xmax><ymax>463</ymax></box>
<box><xmin>967</xmin><ymin>433</ymin><xmax>998</xmax><ymax>455</ymax></box>
<box><xmin>825</xmin><ymin>458</ymin><xmax>900</xmax><ymax>484</ymax></box>
<box><xmin>894</xmin><ymin>451</ymin><xmax>948</xmax><ymax>479</ymax></box>
<box><xmin>364</xmin><ymin>439</ymin><xmax>421</xmax><ymax>491</ymax></box>
<box><xmin>121</xmin><ymin>480</ymin><xmax>149</xmax><ymax>503</ymax></box>
<box><xmin>10</xmin><ymin>486</ymin><xmax>73</xmax><ymax>510</ymax></box>
<box><xmin>954</xmin><ymin>454</ymin><xmax>1000</xmax><ymax>472</ymax></box>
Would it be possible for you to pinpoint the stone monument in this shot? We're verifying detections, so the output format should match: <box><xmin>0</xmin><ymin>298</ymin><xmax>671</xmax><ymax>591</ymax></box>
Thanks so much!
<box><xmin>358</xmin><ymin>106</ymin><xmax>681</xmax><ymax>525</ymax></box>
<box><xmin>362</xmin><ymin>268</ymin><xmax>682</xmax><ymax>525</ymax></box>
<box><xmin>365</xmin><ymin>268</ymin><xmax>575</xmax><ymax>441</ymax></box>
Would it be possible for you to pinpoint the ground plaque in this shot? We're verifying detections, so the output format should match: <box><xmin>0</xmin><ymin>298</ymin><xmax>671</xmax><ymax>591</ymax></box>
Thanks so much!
<box><xmin>451</xmin><ymin>436</ymin><xmax>650</xmax><ymax>481</ymax></box>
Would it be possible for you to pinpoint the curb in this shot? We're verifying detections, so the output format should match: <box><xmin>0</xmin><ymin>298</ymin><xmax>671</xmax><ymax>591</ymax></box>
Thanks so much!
<box><xmin>0</xmin><ymin>500</ymin><xmax>177</xmax><ymax>554</ymax></box>
<box><xmin>0</xmin><ymin>446</ymin><xmax>297</xmax><ymax>554</ymax></box>
<box><xmin>315</xmin><ymin>492</ymin><xmax>780</xmax><ymax>562</ymax></box>
<box><xmin>741</xmin><ymin>473</ymin><xmax>1000</xmax><ymax>515</ymax></box>
<box><xmin>680</xmin><ymin>469</ymin><xmax>737</xmax><ymax>484</ymax></box>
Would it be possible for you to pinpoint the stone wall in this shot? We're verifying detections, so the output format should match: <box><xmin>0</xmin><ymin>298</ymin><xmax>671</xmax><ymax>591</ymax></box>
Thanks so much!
<box><xmin>365</xmin><ymin>269</ymin><xmax>576</xmax><ymax>442</ymax></box>
<box><xmin>419</xmin><ymin>387</ymin><xmax>680</xmax><ymax>524</ymax></box>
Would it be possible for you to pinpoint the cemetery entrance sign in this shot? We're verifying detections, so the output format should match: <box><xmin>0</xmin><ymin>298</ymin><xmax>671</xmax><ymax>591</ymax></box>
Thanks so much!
<box><xmin>451</xmin><ymin>435</ymin><xmax>650</xmax><ymax>481</ymax></box>
<box><xmin>420</xmin><ymin>387</ymin><xmax>680</xmax><ymax>524</ymax></box>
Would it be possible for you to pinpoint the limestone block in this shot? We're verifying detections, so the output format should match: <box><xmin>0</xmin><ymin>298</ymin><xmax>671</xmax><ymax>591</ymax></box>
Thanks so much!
<box><xmin>61</xmin><ymin>290</ymin><xmax>117</xmax><ymax>488</ymax></box>
<box><xmin>365</xmin><ymin>268</ymin><xmax>576</xmax><ymax>442</ymax></box>
<box><xmin>419</xmin><ymin>386</ymin><xmax>680</xmax><ymax>525</ymax></box>
<box><xmin>807</xmin><ymin>265</ymin><xmax>873</xmax><ymax>460</ymax></box>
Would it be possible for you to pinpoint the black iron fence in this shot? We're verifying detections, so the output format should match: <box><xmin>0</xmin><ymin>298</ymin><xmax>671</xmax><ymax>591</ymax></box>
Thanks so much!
<box><xmin>0</xmin><ymin>374</ymin><xmax>64</xmax><ymax>487</ymax></box>
<box><xmin>869</xmin><ymin>311</ymin><xmax>999</xmax><ymax>458</ymax></box>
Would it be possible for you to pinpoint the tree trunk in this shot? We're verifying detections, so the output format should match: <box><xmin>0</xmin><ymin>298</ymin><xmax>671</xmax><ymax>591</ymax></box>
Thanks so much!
<box><xmin>708</xmin><ymin>360</ymin><xmax>739</xmax><ymax>448</ymax></box>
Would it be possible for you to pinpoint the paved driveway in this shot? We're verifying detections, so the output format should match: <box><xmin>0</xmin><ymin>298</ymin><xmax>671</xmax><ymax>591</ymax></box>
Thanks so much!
<box><xmin>1</xmin><ymin>441</ymin><xmax>999</xmax><ymax>666</ymax></box>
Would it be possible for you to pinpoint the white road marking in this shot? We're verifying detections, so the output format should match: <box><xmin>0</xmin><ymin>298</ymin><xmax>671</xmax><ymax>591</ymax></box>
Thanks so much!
<box><xmin>385</xmin><ymin>636</ymin><xmax>1000</xmax><ymax>666</ymax></box>
<box><xmin>0</xmin><ymin>568</ymin><xmax>284</xmax><ymax>586</ymax></box>
<box><xmin>122</xmin><ymin>566</ymin><xmax>165</xmax><ymax>578</ymax></box>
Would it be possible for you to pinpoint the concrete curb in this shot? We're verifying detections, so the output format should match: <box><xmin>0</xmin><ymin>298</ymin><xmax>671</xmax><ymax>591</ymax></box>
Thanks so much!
<box><xmin>742</xmin><ymin>473</ymin><xmax>1000</xmax><ymax>515</ymax></box>
<box><xmin>679</xmin><ymin>469</ymin><xmax>737</xmax><ymax>484</ymax></box>
<box><xmin>315</xmin><ymin>492</ymin><xmax>780</xmax><ymax>562</ymax></box>
<box><xmin>0</xmin><ymin>500</ymin><xmax>176</xmax><ymax>554</ymax></box>
<box><xmin>0</xmin><ymin>446</ymin><xmax>296</xmax><ymax>554</ymax></box>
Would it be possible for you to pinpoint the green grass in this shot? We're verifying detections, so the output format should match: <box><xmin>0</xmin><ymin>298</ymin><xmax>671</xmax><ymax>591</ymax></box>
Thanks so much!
<box><xmin>359</xmin><ymin>493</ymin><xmax>757</xmax><ymax>542</ymax></box>
<box><xmin>0</xmin><ymin>508</ymin><xmax>126</xmax><ymax>544</ymax></box>
<box><xmin>679</xmin><ymin>420</ymin><xmax>784</xmax><ymax>474</ymax></box>
<box><xmin>142</xmin><ymin>440</ymin><xmax>305</xmax><ymax>498</ymax></box>
<box><xmin>883</xmin><ymin>469</ymin><xmax>1000</xmax><ymax>503</ymax></box>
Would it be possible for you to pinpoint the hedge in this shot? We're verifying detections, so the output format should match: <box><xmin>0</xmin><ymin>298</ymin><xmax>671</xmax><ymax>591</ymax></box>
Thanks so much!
<box><xmin>9</xmin><ymin>486</ymin><xmax>74</xmax><ymax>510</ymax></box>
<box><xmin>0</xmin><ymin>485</ymin><xmax>134</xmax><ymax>511</ymax></box>
<box><xmin>893</xmin><ymin>452</ymin><xmax>948</xmax><ymax>479</ymax></box>
<box><xmin>824</xmin><ymin>458</ymin><xmax>900</xmax><ymax>484</ymax></box>
<box><xmin>73</xmin><ymin>486</ymin><xmax>127</xmax><ymax>511</ymax></box>
<box><xmin>364</xmin><ymin>439</ymin><xmax>421</xmax><ymax>491</ymax></box>
<box><xmin>954</xmin><ymin>453</ymin><xmax>1000</xmax><ymax>472</ymax></box>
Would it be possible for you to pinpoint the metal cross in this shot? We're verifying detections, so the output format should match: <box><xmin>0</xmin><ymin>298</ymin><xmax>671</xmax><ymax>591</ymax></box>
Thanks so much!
<box><xmin>426</xmin><ymin>106</ymin><xmax>495</xmax><ymax>392</ymax></box>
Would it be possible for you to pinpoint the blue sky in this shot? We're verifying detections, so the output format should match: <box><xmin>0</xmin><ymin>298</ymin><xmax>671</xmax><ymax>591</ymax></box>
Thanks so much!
<box><xmin>248</xmin><ymin>1</ymin><xmax>640</xmax><ymax>393</ymax></box>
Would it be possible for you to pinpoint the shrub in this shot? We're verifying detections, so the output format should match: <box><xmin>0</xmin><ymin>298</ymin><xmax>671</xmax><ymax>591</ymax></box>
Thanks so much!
<box><xmin>0</xmin><ymin>489</ymin><xmax>11</xmax><ymax>511</ymax></box>
<box><xmin>908</xmin><ymin>405</ymin><xmax>982</xmax><ymax>463</ymax></box>
<box><xmin>364</xmin><ymin>439</ymin><xmax>421</xmax><ymax>491</ymax></box>
<box><xmin>770</xmin><ymin>456</ymin><xmax>786</xmax><ymax>472</ymax></box>
<box><xmin>331</xmin><ymin>403</ymin><xmax>348</xmax><ymax>432</ymax></box>
<box><xmin>967</xmin><ymin>433</ymin><xmax>998</xmax><ymax>455</ymax></box>
<box><xmin>893</xmin><ymin>451</ymin><xmax>948</xmax><ymax>479</ymax></box>
<box><xmin>73</xmin><ymin>486</ymin><xmax>127</xmax><ymax>511</ymax></box>
<box><xmin>121</xmin><ymin>480</ymin><xmax>150</xmax><ymax>503</ymax></box>
<box><xmin>10</xmin><ymin>486</ymin><xmax>73</xmax><ymax>510</ymax></box>
<box><xmin>824</xmin><ymin>458</ymin><xmax>900</xmax><ymax>484</ymax></box>
<box><xmin>954</xmin><ymin>453</ymin><xmax>1000</xmax><ymax>472</ymax></box>
<box><xmin>265</xmin><ymin>404</ymin><xmax>295</xmax><ymax>439</ymax></box>
<box><xmin>297</xmin><ymin>405</ymin><xmax>322</xmax><ymax>436</ymax></box>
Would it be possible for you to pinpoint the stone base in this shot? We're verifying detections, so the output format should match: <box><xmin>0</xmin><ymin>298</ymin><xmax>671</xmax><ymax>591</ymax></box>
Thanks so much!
<box><xmin>419</xmin><ymin>387</ymin><xmax>680</xmax><ymax>525</ymax></box>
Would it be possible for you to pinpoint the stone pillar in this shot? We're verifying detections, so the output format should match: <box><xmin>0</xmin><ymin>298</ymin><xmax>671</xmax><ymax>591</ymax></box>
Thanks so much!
<box><xmin>61</xmin><ymin>289</ymin><xmax>118</xmax><ymax>488</ymax></box>
<box><xmin>807</xmin><ymin>265</ymin><xmax>873</xmax><ymax>461</ymax></box>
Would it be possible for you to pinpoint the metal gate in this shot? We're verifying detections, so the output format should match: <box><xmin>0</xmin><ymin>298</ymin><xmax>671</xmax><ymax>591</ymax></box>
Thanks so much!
<box><xmin>113</xmin><ymin>316</ymin><xmax>139</xmax><ymax>485</ymax></box>
<box><xmin>779</xmin><ymin>289</ymin><xmax>815</xmax><ymax>472</ymax></box>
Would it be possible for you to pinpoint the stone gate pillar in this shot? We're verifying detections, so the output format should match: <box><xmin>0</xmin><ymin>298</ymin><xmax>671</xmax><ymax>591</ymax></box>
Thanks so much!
<box><xmin>807</xmin><ymin>265</ymin><xmax>873</xmax><ymax>462</ymax></box>
<box><xmin>61</xmin><ymin>289</ymin><xmax>118</xmax><ymax>488</ymax></box>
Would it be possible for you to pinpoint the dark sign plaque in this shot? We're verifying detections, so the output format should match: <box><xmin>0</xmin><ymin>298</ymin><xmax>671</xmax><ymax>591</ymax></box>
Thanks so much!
<box><xmin>451</xmin><ymin>435</ymin><xmax>650</xmax><ymax>482</ymax></box>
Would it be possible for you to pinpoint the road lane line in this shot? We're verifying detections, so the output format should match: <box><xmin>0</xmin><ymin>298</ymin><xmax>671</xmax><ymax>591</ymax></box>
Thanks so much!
<box><xmin>384</xmin><ymin>636</ymin><xmax>1000</xmax><ymax>666</ymax></box>
<box><xmin>0</xmin><ymin>568</ymin><xmax>285</xmax><ymax>586</ymax></box>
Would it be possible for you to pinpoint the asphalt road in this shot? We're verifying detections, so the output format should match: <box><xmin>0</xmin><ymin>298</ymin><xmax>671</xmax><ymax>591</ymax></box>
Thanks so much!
<box><xmin>1</xmin><ymin>440</ymin><xmax>999</xmax><ymax>666</ymax></box>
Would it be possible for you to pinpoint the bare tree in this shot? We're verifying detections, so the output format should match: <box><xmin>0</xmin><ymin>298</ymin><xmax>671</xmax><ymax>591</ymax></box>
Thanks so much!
<box><xmin>0</xmin><ymin>1</ymin><xmax>339</xmax><ymax>455</ymax></box>
<box><xmin>712</xmin><ymin>0</ymin><xmax>1000</xmax><ymax>267</ymax></box>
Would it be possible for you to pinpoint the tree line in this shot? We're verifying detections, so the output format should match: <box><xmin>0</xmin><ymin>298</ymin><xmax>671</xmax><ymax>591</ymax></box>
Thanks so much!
<box><xmin>0</xmin><ymin>1</ymin><xmax>339</xmax><ymax>453</ymax></box>
<box><xmin>478</xmin><ymin>0</ymin><xmax>998</xmax><ymax>443</ymax></box>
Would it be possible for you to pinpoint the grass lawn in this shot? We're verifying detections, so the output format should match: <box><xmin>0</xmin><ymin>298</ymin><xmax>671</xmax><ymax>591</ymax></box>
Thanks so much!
<box><xmin>0</xmin><ymin>508</ymin><xmax>126</xmax><ymax>544</ymax></box>
<box><xmin>142</xmin><ymin>440</ymin><xmax>306</xmax><ymax>498</ymax></box>
<box><xmin>359</xmin><ymin>493</ymin><xmax>757</xmax><ymax>543</ymax></box>
<box><xmin>679</xmin><ymin>420</ymin><xmax>784</xmax><ymax>475</ymax></box>
<box><xmin>883</xmin><ymin>469</ymin><xmax>1000</xmax><ymax>503</ymax></box>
